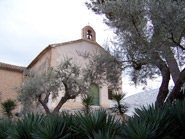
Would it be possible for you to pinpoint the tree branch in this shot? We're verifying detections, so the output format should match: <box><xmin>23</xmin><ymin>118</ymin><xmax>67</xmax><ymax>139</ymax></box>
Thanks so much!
<box><xmin>130</xmin><ymin>14</ymin><xmax>149</xmax><ymax>49</ymax></box>
<box><xmin>43</xmin><ymin>93</ymin><xmax>50</xmax><ymax>104</ymax></box>
<box><xmin>52</xmin><ymin>82</ymin><xmax>77</xmax><ymax>115</ymax></box>
<box><xmin>178</xmin><ymin>28</ymin><xmax>185</xmax><ymax>43</ymax></box>
<box><xmin>170</xmin><ymin>33</ymin><xmax>185</xmax><ymax>50</ymax></box>
<box><xmin>38</xmin><ymin>94</ymin><xmax>51</xmax><ymax>114</ymax></box>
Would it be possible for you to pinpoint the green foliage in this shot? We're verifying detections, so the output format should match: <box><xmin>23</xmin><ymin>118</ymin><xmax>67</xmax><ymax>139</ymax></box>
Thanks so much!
<box><xmin>1</xmin><ymin>101</ymin><xmax>185</xmax><ymax>138</ymax></box>
<box><xmin>59</xmin><ymin>111</ymin><xmax>81</xmax><ymax>138</ymax></box>
<box><xmin>17</xmin><ymin>55</ymin><xmax>121</xmax><ymax>115</ymax></box>
<box><xmin>121</xmin><ymin>100</ymin><xmax>185</xmax><ymax>138</ymax></box>
<box><xmin>86</xmin><ymin>0</ymin><xmax>185</xmax><ymax>104</ymax></box>
<box><xmin>111</xmin><ymin>93</ymin><xmax>128</xmax><ymax>115</ymax></box>
<box><xmin>81</xmin><ymin>94</ymin><xmax>94</xmax><ymax>115</ymax></box>
<box><xmin>6</xmin><ymin>112</ymin><xmax>77</xmax><ymax>139</ymax></box>
<box><xmin>17</xmin><ymin>58</ymin><xmax>89</xmax><ymax>114</ymax></box>
<box><xmin>1</xmin><ymin>99</ymin><xmax>16</xmax><ymax>118</ymax></box>
<box><xmin>31</xmin><ymin>115</ymin><xmax>71</xmax><ymax>139</ymax></box>
<box><xmin>17</xmin><ymin>69</ymin><xmax>60</xmax><ymax>113</ymax></box>
<box><xmin>8</xmin><ymin>113</ymin><xmax>44</xmax><ymax>139</ymax></box>
<box><xmin>87</xmin><ymin>0</ymin><xmax>185</xmax><ymax>72</ymax></box>
<box><xmin>126</xmin><ymin>105</ymin><xmax>175</xmax><ymax>138</ymax></box>
<box><xmin>80</xmin><ymin>50</ymin><xmax>122</xmax><ymax>90</ymax></box>
<box><xmin>87</xmin><ymin>130</ymin><xmax>115</xmax><ymax>139</ymax></box>
<box><xmin>2</xmin><ymin>110</ymin><xmax>121</xmax><ymax>139</ymax></box>
<box><xmin>170</xmin><ymin>99</ymin><xmax>185</xmax><ymax>138</ymax></box>
<box><xmin>75</xmin><ymin>109</ymin><xmax>122</xmax><ymax>138</ymax></box>
<box><xmin>0</xmin><ymin>120</ymin><xmax>13</xmax><ymax>139</ymax></box>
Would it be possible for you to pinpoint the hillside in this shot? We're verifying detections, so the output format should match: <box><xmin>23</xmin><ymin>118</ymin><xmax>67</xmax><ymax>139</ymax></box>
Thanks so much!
<box><xmin>111</xmin><ymin>89</ymin><xmax>158</xmax><ymax>116</ymax></box>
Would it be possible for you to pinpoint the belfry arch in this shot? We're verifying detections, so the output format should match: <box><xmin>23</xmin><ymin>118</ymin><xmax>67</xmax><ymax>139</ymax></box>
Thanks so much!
<box><xmin>82</xmin><ymin>26</ymin><xmax>96</xmax><ymax>42</ymax></box>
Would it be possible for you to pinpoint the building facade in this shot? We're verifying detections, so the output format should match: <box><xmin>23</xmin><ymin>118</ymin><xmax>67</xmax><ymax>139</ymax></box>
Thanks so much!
<box><xmin>0</xmin><ymin>26</ymin><xmax>122</xmax><ymax>114</ymax></box>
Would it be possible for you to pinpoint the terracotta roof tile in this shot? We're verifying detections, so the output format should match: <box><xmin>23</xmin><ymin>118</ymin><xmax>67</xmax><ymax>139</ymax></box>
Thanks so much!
<box><xmin>0</xmin><ymin>62</ymin><xmax>25</xmax><ymax>72</ymax></box>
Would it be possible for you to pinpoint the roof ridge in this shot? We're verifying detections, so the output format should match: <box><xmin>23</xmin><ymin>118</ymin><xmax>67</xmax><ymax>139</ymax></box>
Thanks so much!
<box><xmin>0</xmin><ymin>62</ymin><xmax>25</xmax><ymax>72</ymax></box>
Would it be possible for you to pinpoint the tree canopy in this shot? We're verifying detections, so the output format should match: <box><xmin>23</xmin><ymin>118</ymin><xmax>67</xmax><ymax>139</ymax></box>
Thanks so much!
<box><xmin>17</xmin><ymin>58</ymin><xmax>88</xmax><ymax>115</ymax></box>
<box><xmin>86</xmin><ymin>0</ymin><xmax>185</xmax><ymax>105</ymax></box>
<box><xmin>17</xmin><ymin>53</ymin><xmax>121</xmax><ymax>115</ymax></box>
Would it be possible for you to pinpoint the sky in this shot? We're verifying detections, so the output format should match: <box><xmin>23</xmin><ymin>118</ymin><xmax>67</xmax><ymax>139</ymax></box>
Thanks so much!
<box><xmin>0</xmin><ymin>0</ymin><xmax>113</xmax><ymax>66</ymax></box>
<box><xmin>0</xmin><ymin>0</ymin><xmax>166</xmax><ymax>96</ymax></box>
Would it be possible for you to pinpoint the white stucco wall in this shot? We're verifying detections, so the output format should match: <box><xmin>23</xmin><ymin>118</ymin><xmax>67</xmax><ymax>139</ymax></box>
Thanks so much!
<box><xmin>47</xmin><ymin>40</ymin><xmax>113</xmax><ymax>109</ymax></box>
<box><xmin>30</xmin><ymin>50</ymin><xmax>51</xmax><ymax>72</ymax></box>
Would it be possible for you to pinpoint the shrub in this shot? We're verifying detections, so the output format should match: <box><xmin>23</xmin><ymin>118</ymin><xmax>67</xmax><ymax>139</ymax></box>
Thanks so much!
<box><xmin>1</xmin><ymin>99</ymin><xmax>16</xmax><ymax>118</ymax></box>
<box><xmin>170</xmin><ymin>99</ymin><xmax>185</xmax><ymax>138</ymax></box>
<box><xmin>59</xmin><ymin>111</ymin><xmax>81</xmax><ymax>138</ymax></box>
<box><xmin>7</xmin><ymin>112</ymin><xmax>79</xmax><ymax>139</ymax></box>
<box><xmin>31</xmin><ymin>114</ymin><xmax>71</xmax><ymax>139</ymax></box>
<box><xmin>120</xmin><ymin>100</ymin><xmax>185</xmax><ymax>139</ymax></box>
<box><xmin>111</xmin><ymin>92</ymin><xmax>128</xmax><ymax>122</ymax></box>
<box><xmin>75</xmin><ymin>109</ymin><xmax>122</xmax><ymax>138</ymax></box>
<box><xmin>8</xmin><ymin>113</ymin><xmax>44</xmax><ymax>139</ymax></box>
<box><xmin>2</xmin><ymin>99</ymin><xmax>185</xmax><ymax>138</ymax></box>
<box><xmin>0</xmin><ymin>119</ymin><xmax>13</xmax><ymax>139</ymax></box>
<box><xmin>81</xmin><ymin>95</ymin><xmax>94</xmax><ymax>115</ymax></box>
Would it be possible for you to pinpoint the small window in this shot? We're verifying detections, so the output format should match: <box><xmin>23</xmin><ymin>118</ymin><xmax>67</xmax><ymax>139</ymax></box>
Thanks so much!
<box><xmin>108</xmin><ymin>89</ymin><xmax>113</xmax><ymax>100</ymax></box>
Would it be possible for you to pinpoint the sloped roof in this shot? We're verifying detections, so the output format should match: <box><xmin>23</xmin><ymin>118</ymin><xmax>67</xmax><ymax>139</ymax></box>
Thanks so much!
<box><xmin>27</xmin><ymin>39</ymin><xmax>103</xmax><ymax>69</ymax></box>
<box><xmin>0</xmin><ymin>62</ymin><xmax>25</xmax><ymax>72</ymax></box>
<box><xmin>51</xmin><ymin>39</ymin><xmax>101</xmax><ymax>48</ymax></box>
<box><xmin>27</xmin><ymin>45</ymin><xmax>52</xmax><ymax>69</ymax></box>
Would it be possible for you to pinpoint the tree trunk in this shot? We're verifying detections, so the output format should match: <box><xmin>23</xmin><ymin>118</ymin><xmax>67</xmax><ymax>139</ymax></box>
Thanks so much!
<box><xmin>162</xmin><ymin>47</ymin><xmax>180</xmax><ymax>83</ymax></box>
<box><xmin>167</xmin><ymin>68</ymin><xmax>185</xmax><ymax>102</ymax></box>
<box><xmin>153</xmin><ymin>54</ymin><xmax>171</xmax><ymax>106</ymax></box>
<box><xmin>156</xmin><ymin>68</ymin><xmax>170</xmax><ymax>106</ymax></box>
<box><xmin>52</xmin><ymin>95</ymin><xmax>69</xmax><ymax>115</ymax></box>
<box><xmin>52</xmin><ymin>83</ymin><xmax>76</xmax><ymax>115</ymax></box>
<box><xmin>38</xmin><ymin>95</ymin><xmax>51</xmax><ymax>114</ymax></box>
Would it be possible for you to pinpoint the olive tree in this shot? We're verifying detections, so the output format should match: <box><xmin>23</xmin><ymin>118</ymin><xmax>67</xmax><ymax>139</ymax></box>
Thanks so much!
<box><xmin>86</xmin><ymin>0</ymin><xmax>185</xmax><ymax>105</ymax></box>
<box><xmin>17</xmin><ymin>54</ymin><xmax>121</xmax><ymax>115</ymax></box>
<box><xmin>17</xmin><ymin>59</ymin><xmax>89</xmax><ymax>115</ymax></box>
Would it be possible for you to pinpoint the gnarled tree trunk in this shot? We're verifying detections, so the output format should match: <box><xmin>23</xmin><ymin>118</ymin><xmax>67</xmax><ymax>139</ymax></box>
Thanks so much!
<box><xmin>52</xmin><ymin>83</ymin><xmax>76</xmax><ymax>115</ymax></box>
<box><xmin>153</xmin><ymin>53</ymin><xmax>171</xmax><ymax>106</ymax></box>
<box><xmin>162</xmin><ymin>47</ymin><xmax>180</xmax><ymax>83</ymax></box>
<box><xmin>167</xmin><ymin>68</ymin><xmax>185</xmax><ymax>102</ymax></box>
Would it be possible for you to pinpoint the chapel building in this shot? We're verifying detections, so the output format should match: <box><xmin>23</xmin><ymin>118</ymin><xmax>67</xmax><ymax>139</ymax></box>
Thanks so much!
<box><xmin>0</xmin><ymin>26</ymin><xmax>122</xmax><ymax>115</ymax></box>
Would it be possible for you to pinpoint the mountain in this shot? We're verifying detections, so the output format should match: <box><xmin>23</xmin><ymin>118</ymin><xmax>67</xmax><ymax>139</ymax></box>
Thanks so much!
<box><xmin>111</xmin><ymin>89</ymin><xmax>158</xmax><ymax>116</ymax></box>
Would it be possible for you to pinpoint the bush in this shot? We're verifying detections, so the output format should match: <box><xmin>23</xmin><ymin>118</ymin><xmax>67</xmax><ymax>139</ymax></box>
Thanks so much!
<box><xmin>121</xmin><ymin>104</ymin><xmax>176</xmax><ymax>138</ymax></box>
<box><xmin>1</xmin><ymin>99</ymin><xmax>185</xmax><ymax>138</ymax></box>
<box><xmin>111</xmin><ymin>92</ymin><xmax>128</xmax><ymax>122</ymax></box>
<box><xmin>8</xmin><ymin>113</ymin><xmax>44</xmax><ymax>139</ymax></box>
<box><xmin>0</xmin><ymin>119</ymin><xmax>13</xmax><ymax>139</ymax></box>
<box><xmin>75</xmin><ymin>109</ymin><xmax>122</xmax><ymax>139</ymax></box>
<box><xmin>1</xmin><ymin>99</ymin><xmax>16</xmax><ymax>118</ymax></box>
<box><xmin>121</xmin><ymin>99</ymin><xmax>185</xmax><ymax>138</ymax></box>
<box><xmin>31</xmin><ymin>114</ymin><xmax>71</xmax><ymax>139</ymax></box>
<box><xmin>81</xmin><ymin>95</ymin><xmax>94</xmax><ymax>115</ymax></box>
<box><xmin>170</xmin><ymin>99</ymin><xmax>185</xmax><ymax>138</ymax></box>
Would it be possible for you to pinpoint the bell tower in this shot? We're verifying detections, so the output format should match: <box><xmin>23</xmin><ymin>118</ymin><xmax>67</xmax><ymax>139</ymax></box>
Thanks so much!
<box><xmin>82</xmin><ymin>26</ymin><xmax>96</xmax><ymax>42</ymax></box>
